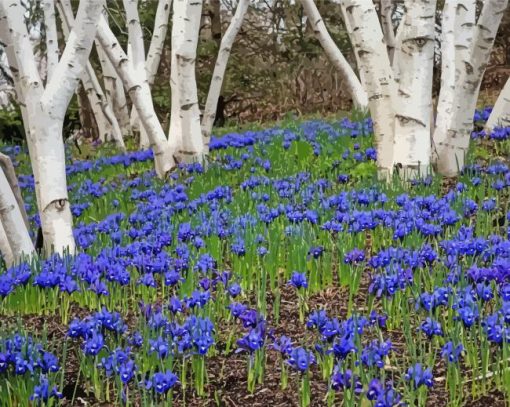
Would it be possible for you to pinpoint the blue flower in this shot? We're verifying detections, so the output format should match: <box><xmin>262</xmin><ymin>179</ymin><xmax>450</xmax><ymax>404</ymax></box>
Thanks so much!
<box><xmin>146</xmin><ymin>370</ymin><xmax>178</xmax><ymax>393</ymax></box>
<box><xmin>30</xmin><ymin>377</ymin><xmax>62</xmax><ymax>402</ymax></box>
<box><xmin>287</xmin><ymin>347</ymin><xmax>315</xmax><ymax>372</ymax></box>
<box><xmin>420</xmin><ymin>318</ymin><xmax>443</xmax><ymax>338</ymax></box>
<box><xmin>404</xmin><ymin>363</ymin><xmax>433</xmax><ymax>389</ymax></box>
<box><xmin>289</xmin><ymin>272</ymin><xmax>308</xmax><ymax>289</ymax></box>
<box><xmin>441</xmin><ymin>342</ymin><xmax>464</xmax><ymax>363</ymax></box>
<box><xmin>228</xmin><ymin>283</ymin><xmax>242</xmax><ymax>297</ymax></box>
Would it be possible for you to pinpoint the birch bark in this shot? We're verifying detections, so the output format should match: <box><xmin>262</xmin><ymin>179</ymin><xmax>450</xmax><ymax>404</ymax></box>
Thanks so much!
<box><xmin>392</xmin><ymin>0</ymin><xmax>437</xmax><ymax>178</ymax></box>
<box><xmin>42</xmin><ymin>0</ymin><xmax>59</xmax><ymax>82</ymax></box>
<box><xmin>0</xmin><ymin>221</ymin><xmax>14</xmax><ymax>267</ymax></box>
<box><xmin>168</xmin><ymin>0</ymin><xmax>205</xmax><ymax>161</ymax></box>
<box><xmin>298</xmin><ymin>0</ymin><xmax>368</xmax><ymax>110</ymax></box>
<box><xmin>1</xmin><ymin>0</ymin><xmax>104</xmax><ymax>254</ymax></box>
<box><xmin>341</xmin><ymin>0</ymin><xmax>397</xmax><ymax>177</ymax></box>
<box><xmin>96</xmin><ymin>15</ymin><xmax>177</xmax><ymax>177</ymax></box>
<box><xmin>486</xmin><ymin>77</ymin><xmax>510</xmax><ymax>130</ymax></box>
<box><xmin>202</xmin><ymin>0</ymin><xmax>250</xmax><ymax>149</ymax></box>
<box><xmin>435</xmin><ymin>0</ymin><xmax>509</xmax><ymax>176</ymax></box>
<box><xmin>0</xmin><ymin>166</ymin><xmax>35</xmax><ymax>264</ymax></box>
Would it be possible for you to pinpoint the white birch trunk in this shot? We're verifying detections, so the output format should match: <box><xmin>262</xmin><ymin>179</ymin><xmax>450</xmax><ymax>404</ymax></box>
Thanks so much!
<box><xmin>96</xmin><ymin>41</ymin><xmax>132</xmax><ymax>138</ymax></box>
<box><xmin>486</xmin><ymin>77</ymin><xmax>510</xmax><ymax>130</ymax></box>
<box><xmin>392</xmin><ymin>0</ymin><xmax>437</xmax><ymax>178</ymax></box>
<box><xmin>1</xmin><ymin>0</ymin><xmax>103</xmax><ymax>255</ymax></box>
<box><xmin>342</xmin><ymin>0</ymin><xmax>397</xmax><ymax>177</ymax></box>
<box><xmin>454</xmin><ymin>1</ymin><xmax>477</xmax><ymax>84</ymax></box>
<box><xmin>146</xmin><ymin>0</ymin><xmax>172</xmax><ymax>86</ymax></box>
<box><xmin>432</xmin><ymin>0</ymin><xmax>456</xmax><ymax>159</ymax></box>
<box><xmin>42</xmin><ymin>0</ymin><xmax>59</xmax><ymax>82</ymax></box>
<box><xmin>124</xmin><ymin>0</ymin><xmax>151</xmax><ymax>149</ymax></box>
<box><xmin>201</xmin><ymin>0</ymin><xmax>250</xmax><ymax>150</ymax></box>
<box><xmin>0</xmin><ymin>221</ymin><xmax>14</xmax><ymax>268</ymax></box>
<box><xmin>435</xmin><ymin>0</ymin><xmax>509</xmax><ymax>176</ymax></box>
<box><xmin>134</xmin><ymin>0</ymin><xmax>172</xmax><ymax>149</ymax></box>
<box><xmin>298</xmin><ymin>0</ymin><xmax>368</xmax><ymax>111</ymax></box>
<box><xmin>380</xmin><ymin>0</ymin><xmax>396</xmax><ymax>63</ymax></box>
<box><xmin>168</xmin><ymin>0</ymin><xmax>205</xmax><ymax>161</ymax></box>
<box><xmin>0</xmin><ymin>153</ymin><xmax>30</xmax><ymax>230</ymax></box>
<box><xmin>0</xmin><ymin>166</ymin><xmax>35</xmax><ymax>264</ymax></box>
<box><xmin>56</xmin><ymin>0</ymin><xmax>126</xmax><ymax>151</ymax></box>
<box><xmin>96</xmin><ymin>15</ymin><xmax>176</xmax><ymax>177</ymax></box>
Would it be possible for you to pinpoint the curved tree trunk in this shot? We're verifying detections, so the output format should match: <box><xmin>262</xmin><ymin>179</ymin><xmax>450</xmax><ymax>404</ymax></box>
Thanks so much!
<box><xmin>0</xmin><ymin>166</ymin><xmax>35</xmax><ymax>264</ymax></box>
<box><xmin>0</xmin><ymin>221</ymin><xmax>14</xmax><ymax>267</ymax></box>
<box><xmin>486</xmin><ymin>77</ymin><xmax>510</xmax><ymax>130</ymax></box>
<box><xmin>298</xmin><ymin>0</ymin><xmax>368</xmax><ymax>110</ymax></box>
<box><xmin>0</xmin><ymin>153</ymin><xmax>30</xmax><ymax>230</ymax></box>
<box><xmin>1</xmin><ymin>0</ymin><xmax>104</xmax><ymax>255</ymax></box>
<box><xmin>57</xmin><ymin>0</ymin><xmax>126</xmax><ymax>150</ymax></box>
<box><xmin>96</xmin><ymin>15</ymin><xmax>176</xmax><ymax>177</ymax></box>
<box><xmin>202</xmin><ymin>0</ymin><xmax>250</xmax><ymax>150</ymax></box>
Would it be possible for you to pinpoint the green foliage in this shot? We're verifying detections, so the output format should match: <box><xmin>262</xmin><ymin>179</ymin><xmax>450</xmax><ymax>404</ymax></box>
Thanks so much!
<box><xmin>0</xmin><ymin>107</ymin><xmax>25</xmax><ymax>143</ymax></box>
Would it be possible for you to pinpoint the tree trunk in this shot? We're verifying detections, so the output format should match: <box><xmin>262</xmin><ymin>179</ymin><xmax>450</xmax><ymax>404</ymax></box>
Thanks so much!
<box><xmin>486</xmin><ymin>77</ymin><xmax>510</xmax><ymax>130</ymax></box>
<box><xmin>42</xmin><ymin>0</ymin><xmax>59</xmax><ymax>83</ymax></box>
<box><xmin>134</xmin><ymin>0</ymin><xmax>172</xmax><ymax>149</ymax></box>
<box><xmin>435</xmin><ymin>0</ymin><xmax>509</xmax><ymax>176</ymax></box>
<box><xmin>76</xmin><ymin>82</ymin><xmax>100</xmax><ymax>141</ymax></box>
<box><xmin>380</xmin><ymin>0</ymin><xmax>396</xmax><ymax>63</ymax></box>
<box><xmin>0</xmin><ymin>153</ymin><xmax>30</xmax><ymax>230</ymax></box>
<box><xmin>432</xmin><ymin>0</ymin><xmax>457</xmax><ymax>160</ymax></box>
<box><xmin>56</xmin><ymin>0</ymin><xmax>126</xmax><ymax>150</ymax></box>
<box><xmin>146</xmin><ymin>0</ymin><xmax>172</xmax><ymax>87</ymax></box>
<box><xmin>392</xmin><ymin>0</ymin><xmax>437</xmax><ymax>178</ymax></box>
<box><xmin>202</xmin><ymin>0</ymin><xmax>250</xmax><ymax>149</ymax></box>
<box><xmin>298</xmin><ymin>0</ymin><xmax>368</xmax><ymax>110</ymax></box>
<box><xmin>96</xmin><ymin>40</ymin><xmax>132</xmax><ymax>138</ymax></box>
<box><xmin>96</xmin><ymin>15</ymin><xmax>176</xmax><ymax>177</ymax></box>
<box><xmin>0</xmin><ymin>163</ymin><xmax>35</xmax><ymax>264</ymax></box>
<box><xmin>0</xmin><ymin>221</ymin><xmax>14</xmax><ymax>267</ymax></box>
<box><xmin>169</xmin><ymin>0</ymin><xmax>205</xmax><ymax>161</ymax></box>
<box><xmin>209</xmin><ymin>0</ymin><xmax>222</xmax><ymax>49</ymax></box>
<box><xmin>342</xmin><ymin>0</ymin><xmax>397</xmax><ymax>177</ymax></box>
<box><xmin>1</xmin><ymin>0</ymin><xmax>103</xmax><ymax>255</ymax></box>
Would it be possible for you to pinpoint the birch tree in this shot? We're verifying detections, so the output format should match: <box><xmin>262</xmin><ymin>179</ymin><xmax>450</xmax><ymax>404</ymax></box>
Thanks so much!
<box><xmin>0</xmin><ymin>166</ymin><xmax>35</xmax><ymax>266</ymax></box>
<box><xmin>130</xmin><ymin>0</ymin><xmax>172</xmax><ymax>149</ymax></box>
<box><xmin>56</xmin><ymin>0</ymin><xmax>126</xmax><ymax>151</ymax></box>
<box><xmin>297</xmin><ymin>0</ymin><xmax>368</xmax><ymax>111</ymax></box>
<box><xmin>201</xmin><ymin>0</ymin><xmax>250</xmax><ymax>149</ymax></box>
<box><xmin>486</xmin><ymin>77</ymin><xmax>510</xmax><ymax>130</ymax></box>
<box><xmin>0</xmin><ymin>0</ymin><xmax>104</xmax><ymax>255</ymax></box>
<box><xmin>95</xmin><ymin>13</ymin><xmax>177</xmax><ymax>177</ymax></box>
<box><xmin>334</xmin><ymin>0</ymin><xmax>508</xmax><ymax>178</ymax></box>
<box><xmin>168</xmin><ymin>0</ymin><xmax>205</xmax><ymax>162</ymax></box>
<box><xmin>433</xmin><ymin>0</ymin><xmax>508</xmax><ymax>176</ymax></box>
<box><xmin>341</xmin><ymin>0</ymin><xmax>398</xmax><ymax>177</ymax></box>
